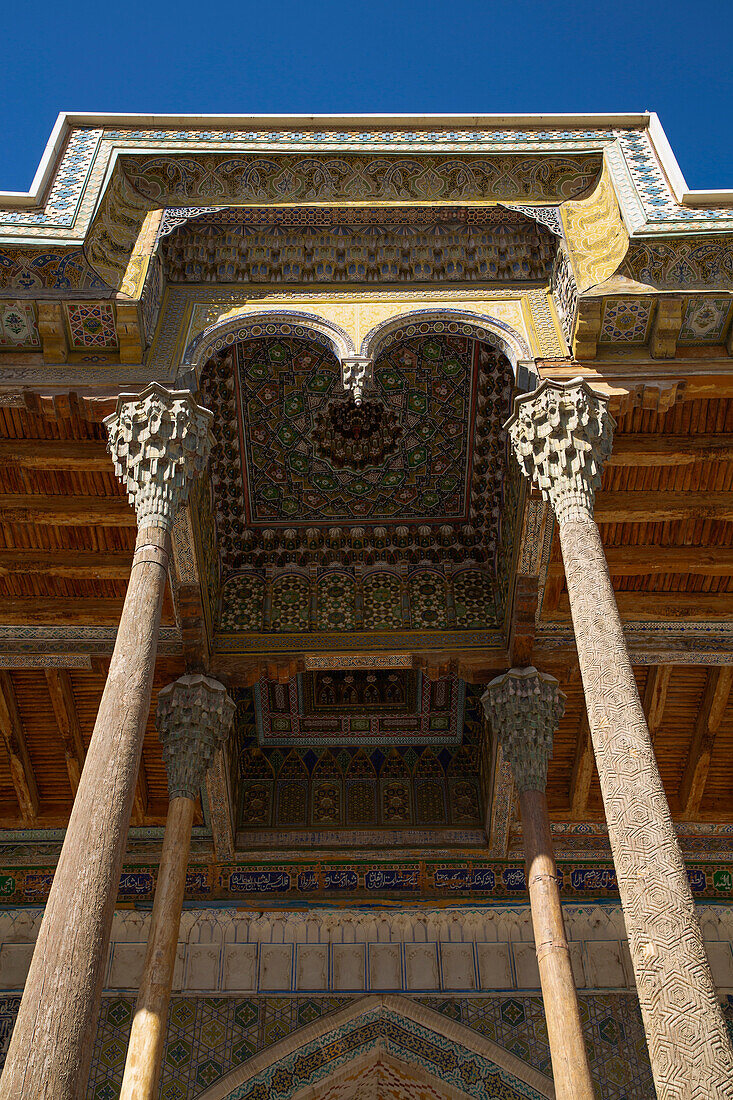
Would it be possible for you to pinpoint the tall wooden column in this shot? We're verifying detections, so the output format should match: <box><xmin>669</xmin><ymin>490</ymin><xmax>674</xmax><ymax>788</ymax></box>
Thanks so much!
<box><xmin>483</xmin><ymin>667</ymin><xmax>595</xmax><ymax>1100</ymax></box>
<box><xmin>0</xmin><ymin>384</ymin><xmax>213</xmax><ymax>1100</ymax></box>
<box><xmin>508</xmin><ymin>378</ymin><xmax>733</xmax><ymax>1099</ymax></box>
<box><xmin>120</xmin><ymin>674</ymin><xmax>234</xmax><ymax>1100</ymax></box>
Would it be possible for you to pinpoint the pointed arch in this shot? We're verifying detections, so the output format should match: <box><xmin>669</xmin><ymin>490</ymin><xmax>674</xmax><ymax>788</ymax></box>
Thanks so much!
<box><xmin>195</xmin><ymin>995</ymin><xmax>554</xmax><ymax>1100</ymax></box>
<box><xmin>359</xmin><ymin>309</ymin><xmax>531</xmax><ymax>373</ymax></box>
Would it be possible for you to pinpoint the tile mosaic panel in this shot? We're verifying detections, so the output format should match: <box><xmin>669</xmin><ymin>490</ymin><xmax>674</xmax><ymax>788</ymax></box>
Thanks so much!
<box><xmin>0</xmin><ymin>302</ymin><xmax>40</xmax><ymax>347</ymax></box>
<box><xmin>0</xmin><ymin>990</ymin><xmax>688</xmax><ymax>1100</ymax></box>
<box><xmin>599</xmin><ymin>299</ymin><xmax>653</xmax><ymax>344</ymax></box>
<box><xmin>678</xmin><ymin>296</ymin><xmax>732</xmax><ymax>342</ymax></box>
<box><xmin>66</xmin><ymin>302</ymin><xmax>118</xmax><ymax>348</ymax></box>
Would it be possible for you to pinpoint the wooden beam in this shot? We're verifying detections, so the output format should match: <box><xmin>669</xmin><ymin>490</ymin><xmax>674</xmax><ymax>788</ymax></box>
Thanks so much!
<box><xmin>0</xmin><ymin>440</ymin><xmax>110</xmax><ymax>471</ymax></box>
<box><xmin>44</xmin><ymin>670</ymin><xmax>86</xmax><ymax>795</ymax></box>
<box><xmin>549</xmin><ymin>547</ymin><xmax>733</xmax><ymax>577</ymax></box>
<box><xmin>595</xmin><ymin>492</ymin><xmax>733</xmax><ymax>524</ymax></box>
<box><xmin>0</xmin><ymin>598</ymin><xmax>126</xmax><ymax>625</ymax></box>
<box><xmin>131</xmin><ymin>760</ymin><xmax>149</xmax><ymax>827</ymax></box>
<box><xmin>0</xmin><ymin>550</ymin><xmax>131</xmax><ymax>580</ymax></box>
<box><xmin>679</xmin><ymin>667</ymin><xmax>733</xmax><ymax>818</ymax></box>
<box><xmin>608</xmin><ymin>434</ymin><xmax>733</xmax><ymax>467</ymax></box>
<box><xmin>0</xmin><ymin>494</ymin><xmax>134</xmax><ymax>527</ymax></box>
<box><xmin>552</xmin><ymin>592</ymin><xmax>733</xmax><ymax>622</ymax></box>
<box><xmin>642</xmin><ymin>664</ymin><xmax>673</xmax><ymax>743</ymax></box>
<box><xmin>509</xmin><ymin>575</ymin><xmax>538</xmax><ymax>666</ymax></box>
<box><xmin>570</xmin><ymin>712</ymin><xmax>594</xmax><ymax>818</ymax></box>
<box><xmin>0</xmin><ymin>672</ymin><xmax>39</xmax><ymax>822</ymax></box>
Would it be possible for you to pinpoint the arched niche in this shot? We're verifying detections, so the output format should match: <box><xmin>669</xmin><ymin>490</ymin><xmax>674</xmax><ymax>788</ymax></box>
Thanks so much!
<box><xmin>182</xmin><ymin>311</ymin><xmax>355</xmax><ymax>386</ymax></box>
<box><xmin>195</xmin><ymin>995</ymin><xmax>554</xmax><ymax>1100</ymax></box>
<box><xmin>359</xmin><ymin>309</ymin><xmax>531</xmax><ymax>379</ymax></box>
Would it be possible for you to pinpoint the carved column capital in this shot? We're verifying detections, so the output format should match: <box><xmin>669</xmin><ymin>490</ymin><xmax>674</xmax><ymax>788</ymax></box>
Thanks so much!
<box><xmin>156</xmin><ymin>674</ymin><xmax>235</xmax><ymax>800</ymax></box>
<box><xmin>104</xmin><ymin>382</ymin><xmax>214</xmax><ymax>531</ymax></box>
<box><xmin>482</xmin><ymin>666</ymin><xmax>565</xmax><ymax>792</ymax></box>
<box><xmin>506</xmin><ymin>377</ymin><xmax>615</xmax><ymax>524</ymax></box>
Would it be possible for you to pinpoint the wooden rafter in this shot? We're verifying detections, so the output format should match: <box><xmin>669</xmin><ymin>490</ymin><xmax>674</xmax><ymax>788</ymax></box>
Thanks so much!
<box><xmin>0</xmin><ymin>495</ymin><xmax>134</xmax><ymax>526</ymax></box>
<box><xmin>131</xmin><ymin>760</ymin><xmax>150</xmax><ymax>826</ymax></box>
<box><xmin>570</xmin><ymin>712</ymin><xmax>594</xmax><ymax>818</ymax></box>
<box><xmin>0</xmin><ymin>672</ymin><xmax>39</xmax><ymax>823</ymax></box>
<box><xmin>0</xmin><ymin>550</ymin><xmax>131</xmax><ymax>580</ymax></box>
<box><xmin>642</xmin><ymin>665</ymin><xmax>673</xmax><ymax>744</ymax></box>
<box><xmin>607</xmin><ymin>434</ymin><xmax>733</xmax><ymax>466</ymax></box>
<box><xmin>548</xmin><ymin>548</ymin><xmax>733</xmax><ymax>577</ymax></box>
<box><xmin>44</xmin><ymin>670</ymin><xmax>86</xmax><ymax>795</ymax></box>
<box><xmin>0</xmin><ymin>439</ymin><xmax>110</xmax><ymax>470</ymax></box>
<box><xmin>553</xmin><ymin>592</ymin><xmax>733</xmax><ymax>621</ymax></box>
<box><xmin>508</xmin><ymin>575</ymin><xmax>538</xmax><ymax>667</ymax></box>
<box><xmin>0</xmin><ymin>599</ymin><xmax>127</xmax><ymax>625</ymax></box>
<box><xmin>594</xmin><ymin>492</ymin><xmax>733</xmax><ymax>524</ymax></box>
<box><xmin>679</xmin><ymin>668</ymin><xmax>733</xmax><ymax>818</ymax></box>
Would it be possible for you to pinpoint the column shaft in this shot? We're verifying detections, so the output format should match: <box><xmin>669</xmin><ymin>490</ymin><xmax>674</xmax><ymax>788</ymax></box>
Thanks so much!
<box><xmin>520</xmin><ymin>788</ymin><xmax>594</xmax><ymax>1100</ymax></box>
<box><xmin>559</xmin><ymin>513</ymin><xmax>733</xmax><ymax>1097</ymax></box>
<box><xmin>120</xmin><ymin>796</ymin><xmax>195</xmax><ymax>1100</ymax></box>
<box><xmin>0</xmin><ymin>524</ymin><xmax>170</xmax><ymax>1100</ymax></box>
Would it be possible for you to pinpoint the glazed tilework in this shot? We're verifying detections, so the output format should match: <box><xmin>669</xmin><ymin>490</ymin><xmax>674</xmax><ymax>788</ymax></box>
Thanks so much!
<box><xmin>66</xmin><ymin>302</ymin><xmax>117</xmax><ymax>348</ymax></box>
<box><xmin>599</xmin><ymin>299</ymin><xmax>653</xmax><ymax>344</ymax></box>
<box><xmin>678</xmin><ymin>296</ymin><xmax>732</xmax><ymax>342</ymax></box>
<box><xmin>0</xmin><ymin>128</ymin><xmax>101</xmax><ymax>229</ymax></box>
<box><xmin>0</xmin><ymin>991</ymin><xmax>698</xmax><ymax>1099</ymax></box>
<box><xmin>0</xmin><ymin>248</ymin><xmax>106</xmax><ymax>290</ymax></box>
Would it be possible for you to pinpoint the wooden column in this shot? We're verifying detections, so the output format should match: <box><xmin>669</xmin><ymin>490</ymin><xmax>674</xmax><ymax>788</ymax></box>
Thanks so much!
<box><xmin>120</xmin><ymin>674</ymin><xmax>234</xmax><ymax>1100</ymax></box>
<box><xmin>484</xmin><ymin>667</ymin><xmax>594</xmax><ymax>1100</ymax></box>
<box><xmin>508</xmin><ymin>378</ymin><xmax>733</xmax><ymax>1099</ymax></box>
<box><xmin>0</xmin><ymin>384</ymin><xmax>213</xmax><ymax>1100</ymax></box>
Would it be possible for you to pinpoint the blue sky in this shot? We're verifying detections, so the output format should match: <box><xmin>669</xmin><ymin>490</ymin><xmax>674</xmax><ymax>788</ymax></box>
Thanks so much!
<box><xmin>2</xmin><ymin>0</ymin><xmax>732</xmax><ymax>191</ymax></box>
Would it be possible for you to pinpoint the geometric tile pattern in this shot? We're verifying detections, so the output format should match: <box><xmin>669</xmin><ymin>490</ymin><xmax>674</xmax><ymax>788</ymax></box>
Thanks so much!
<box><xmin>599</xmin><ymin>299</ymin><xmax>653</xmax><ymax>344</ymax></box>
<box><xmin>0</xmin><ymin>992</ymin><xmax>666</xmax><ymax>1100</ymax></box>
<box><xmin>422</xmin><ymin>993</ymin><xmax>656</xmax><ymax>1100</ymax></box>
<box><xmin>66</xmin><ymin>302</ymin><xmax>118</xmax><ymax>348</ymax></box>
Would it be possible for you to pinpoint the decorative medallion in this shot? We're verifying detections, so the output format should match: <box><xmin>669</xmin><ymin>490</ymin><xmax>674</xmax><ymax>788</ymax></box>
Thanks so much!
<box><xmin>313</xmin><ymin>395</ymin><xmax>402</xmax><ymax>470</ymax></box>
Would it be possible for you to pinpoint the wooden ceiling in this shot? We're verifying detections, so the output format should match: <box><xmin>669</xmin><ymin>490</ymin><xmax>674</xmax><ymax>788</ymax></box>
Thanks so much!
<box><xmin>0</xmin><ymin>391</ymin><xmax>730</xmax><ymax>834</ymax></box>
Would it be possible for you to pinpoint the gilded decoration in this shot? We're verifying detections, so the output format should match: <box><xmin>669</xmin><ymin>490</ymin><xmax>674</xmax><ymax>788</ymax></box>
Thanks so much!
<box><xmin>560</xmin><ymin>163</ymin><xmax>629</xmax><ymax>292</ymax></box>
<box><xmin>122</xmin><ymin>152</ymin><xmax>602</xmax><ymax>207</ymax></box>
<box><xmin>159</xmin><ymin>206</ymin><xmax>557</xmax><ymax>286</ymax></box>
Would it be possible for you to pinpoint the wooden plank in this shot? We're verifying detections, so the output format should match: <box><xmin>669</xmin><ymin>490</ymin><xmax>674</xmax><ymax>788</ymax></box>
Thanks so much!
<box><xmin>0</xmin><ymin>550</ymin><xmax>131</xmax><ymax>580</ymax></box>
<box><xmin>570</xmin><ymin>712</ymin><xmax>594</xmax><ymax>818</ymax></box>
<box><xmin>0</xmin><ymin>439</ymin><xmax>110</xmax><ymax>471</ymax></box>
<box><xmin>679</xmin><ymin>667</ymin><xmax>733</xmax><ymax>818</ymax></box>
<box><xmin>44</xmin><ymin>670</ymin><xmax>86</xmax><ymax>795</ymax></box>
<box><xmin>548</xmin><ymin>548</ymin><xmax>733</xmax><ymax>577</ymax></box>
<box><xmin>552</xmin><ymin>592</ymin><xmax>733</xmax><ymax>621</ymax></box>
<box><xmin>0</xmin><ymin>598</ymin><xmax>125</xmax><ymax>625</ymax></box>
<box><xmin>595</xmin><ymin>492</ymin><xmax>733</xmax><ymax>524</ymax></box>
<box><xmin>0</xmin><ymin>672</ymin><xmax>39</xmax><ymax>822</ymax></box>
<box><xmin>0</xmin><ymin>494</ymin><xmax>134</xmax><ymax>527</ymax></box>
<box><xmin>642</xmin><ymin>665</ymin><xmax>673</xmax><ymax>743</ymax></box>
<box><xmin>509</xmin><ymin>575</ymin><xmax>538</xmax><ymax>667</ymax></box>
<box><xmin>608</xmin><ymin>433</ymin><xmax>733</xmax><ymax>466</ymax></box>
